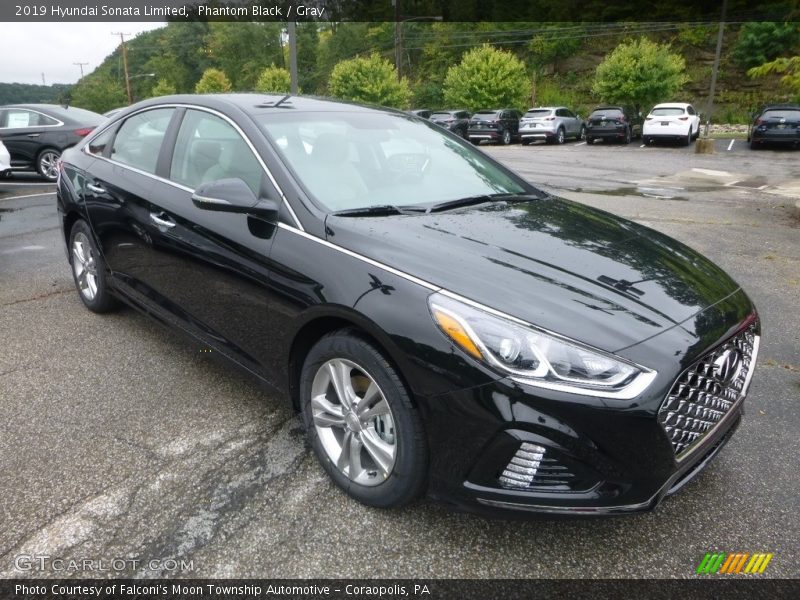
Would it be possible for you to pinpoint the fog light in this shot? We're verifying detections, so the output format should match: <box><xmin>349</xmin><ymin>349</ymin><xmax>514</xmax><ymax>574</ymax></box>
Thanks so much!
<box><xmin>498</xmin><ymin>443</ymin><xmax>545</xmax><ymax>489</ymax></box>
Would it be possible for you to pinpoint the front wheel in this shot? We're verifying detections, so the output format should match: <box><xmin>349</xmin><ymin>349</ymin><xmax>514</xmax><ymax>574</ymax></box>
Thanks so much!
<box><xmin>37</xmin><ymin>148</ymin><xmax>61</xmax><ymax>181</ymax></box>
<box><xmin>578</xmin><ymin>125</ymin><xmax>586</xmax><ymax>141</ymax></box>
<box><xmin>69</xmin><ymin>219</ymin><xmax>118</xmax><ymax>313</ymax></box>
<box><xmin>300</xmin><ymin>331</ymin><xmax>427</xmax><ymax>508</ymax></box>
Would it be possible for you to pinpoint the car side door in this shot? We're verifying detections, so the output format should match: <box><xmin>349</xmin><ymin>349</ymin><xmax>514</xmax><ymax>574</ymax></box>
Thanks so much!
<box><xmin>146</xmin><ymin>107</ymin><xmax>287</xmax><ymax>382</ymax></box>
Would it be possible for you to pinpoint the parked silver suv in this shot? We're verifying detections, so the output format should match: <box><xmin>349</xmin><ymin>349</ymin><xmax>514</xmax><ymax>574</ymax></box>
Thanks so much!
<box><xmin>519</xmin><ymin>106</ymin><xmax>585</xmax><ymax>145</ymax></box>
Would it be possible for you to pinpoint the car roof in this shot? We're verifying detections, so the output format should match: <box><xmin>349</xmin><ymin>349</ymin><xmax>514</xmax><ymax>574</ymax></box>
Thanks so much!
<box><xmin>651</xmin><ymin>103</ymin><xmax>691</xmax><ymax>108</ymax></box>
<box><xmin>526</xmin><ymin>106</ymin><xmax>562</xmax><ymax>111</ymax></box>
<box><xmin>125</xmin><ymin>93</ymin><xmax>411</xmax><ymax>118</ymax></box>
<box><xmin>762</xmin><ymin>104</ymin><xmax>800</xmax><ymax>110</ymax></box>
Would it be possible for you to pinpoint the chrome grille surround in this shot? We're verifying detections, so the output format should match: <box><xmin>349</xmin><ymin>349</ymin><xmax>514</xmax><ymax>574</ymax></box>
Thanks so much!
<box><xmin>658</xmin><ymin>323</ymin><xmax>759</xmax><ymax>460</ymax></box>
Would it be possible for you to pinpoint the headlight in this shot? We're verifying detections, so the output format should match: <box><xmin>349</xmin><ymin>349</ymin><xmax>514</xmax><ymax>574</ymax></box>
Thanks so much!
<box><xmin>428</xmin><ymin>292</ymin><xmax>656</xmax><ymax>399</ymax></box>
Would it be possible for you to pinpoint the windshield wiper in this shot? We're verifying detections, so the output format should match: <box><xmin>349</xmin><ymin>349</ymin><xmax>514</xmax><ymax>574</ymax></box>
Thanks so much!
<box><xmin>425</xmin><ymin>193</ymin><xmax>541</xmax><ymax>213</ymax></box>
<box><xmin>332</xmin><ymin>204</ymin><xmax>426</xmax><ymax>217</ymax></box>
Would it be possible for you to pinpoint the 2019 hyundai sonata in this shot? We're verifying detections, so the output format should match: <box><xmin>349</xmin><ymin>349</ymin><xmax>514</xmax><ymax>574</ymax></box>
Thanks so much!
<box><xmin>56</xmin><ymin>94</ymin><xmax>760</xmax><ymax>516</ymax></box>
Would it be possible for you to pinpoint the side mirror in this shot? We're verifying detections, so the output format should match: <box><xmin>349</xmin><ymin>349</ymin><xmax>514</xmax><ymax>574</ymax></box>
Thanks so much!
<box><xmin>192</xmin><ymin>178</ymin><xmax>278</xmax><ymax>222</ymax></box>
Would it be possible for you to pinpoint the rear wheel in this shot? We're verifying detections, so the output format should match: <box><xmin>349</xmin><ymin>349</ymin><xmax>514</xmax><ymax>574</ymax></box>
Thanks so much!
<box><xmin>555</xmin><ymin>127</ymin><xmax>565</xmax><ymax>145</ymax></box>
<box><xmin>578</xmin><ymin>125</ymin><xmax>586</xmax><ymax>140</ymax></box>
<box><xmin>750</xmin><ymin>139</ymin><xmax>760</xmax><ymax>150</ymax></box>
<box><xmin>586</xmin><ymin>136</ymin><xmax>595</xmax><ymax>144</ymax></box>
<box><xmin>36</xmin><ymin>148</ymin><xmax>60</xmax><ymax>181</ymax></box>
<box><xmin>300</xmin><ymin>331</ymin><xmax>427</xmax><ymax>508</ymax></box>
<box><xmin>69</xmin><ymin>220</ymin><xmax>118</xmax><ymax>313</ymax></box>
<box><xmin>623</xmin><ymin>128</ymin><xmax>632</xmax><ymax>144</ymax></box>
<box><xmin>683</xmin><ymin>131</ymin><xmax>691</xmax><ymax>146</ymax></box>
<box><xmin>501</xmin><ymin>129</ymin><xmax>511</xmax><ymax>145</ymax></box>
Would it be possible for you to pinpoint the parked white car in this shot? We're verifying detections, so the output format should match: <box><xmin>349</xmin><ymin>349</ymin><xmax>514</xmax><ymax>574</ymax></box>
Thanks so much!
<box><xmin>0</xmin><ymin>140</ymin><xmax>12</xmax><ymax>178</ymax></box>
<box><xmin>643</xmin><ymin>103</ymin><xmax>701</xmax><ymax>146</ymax></box>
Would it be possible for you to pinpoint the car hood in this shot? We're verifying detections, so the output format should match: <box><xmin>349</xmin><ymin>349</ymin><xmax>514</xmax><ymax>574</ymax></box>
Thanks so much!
<box><xmin>324</xmin><ymin>197</ymin><xmax>742</xmax><ymax>353</ymax></box>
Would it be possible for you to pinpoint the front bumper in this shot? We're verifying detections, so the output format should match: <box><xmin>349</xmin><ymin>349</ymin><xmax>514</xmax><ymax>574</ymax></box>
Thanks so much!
<box><xmin>420</xmin><ymin>316</ymin><xmax>759</xmax><ymax>517</ymax></box>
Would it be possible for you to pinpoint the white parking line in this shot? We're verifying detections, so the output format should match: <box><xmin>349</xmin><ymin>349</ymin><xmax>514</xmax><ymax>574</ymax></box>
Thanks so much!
<box><xmin>0</xmin><ymin>192</ymin><xmax>56</xmax><ymax>202</ymax></box>
<box><xmin>640</xmin><ymin>144</ymin><xmax>646</xmax><ymax>148</ymax></box>
<box><xmin>575</xmin><ymin>142</ymin><xmax>586</xmax><ymax>146</ymax></box>
<box><xmin>727</xmin><ymin>139</ymin><xmax>735</xmax><ymax>151</ymax></box>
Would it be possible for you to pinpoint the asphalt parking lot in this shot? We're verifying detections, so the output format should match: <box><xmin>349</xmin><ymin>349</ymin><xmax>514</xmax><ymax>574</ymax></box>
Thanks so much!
<box><xmin>1</xmin><ymin>141</ymin><xmax>798</xmax><ymax>579</ymax></box>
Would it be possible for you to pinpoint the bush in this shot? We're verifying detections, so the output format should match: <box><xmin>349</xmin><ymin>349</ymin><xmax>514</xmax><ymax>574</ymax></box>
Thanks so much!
<box><xmin>443</xmin><ymin>45</ymin><xmax>529</xmax><ymax>112</ymax></box>
<box><xmin>71</xmin><ymin>75</ymin><xmax>126</xmax><ymax>113</ymax></box>
<box><xmin>194</xmin><ymin>68</ymin><xmax>232</xmax><ymax>94</ymax></box>
<box><xmin>328</xmin><ymin>54</ymin><xmax>411</xmax><ymax>108</ymax></box>
<box><xmin>255</xmin><ymin>66</ymin><xmax>292</xmax><ymax>93</ymax></box>
<box><xmin>150</xmin><ymin>79</ymin><xmax>177</xmax><ymax>97</ymax></box>
<box><xmin>592</xmin><ymin>38</ymin><xmax>687</xmax><ymax>110</ymax></box>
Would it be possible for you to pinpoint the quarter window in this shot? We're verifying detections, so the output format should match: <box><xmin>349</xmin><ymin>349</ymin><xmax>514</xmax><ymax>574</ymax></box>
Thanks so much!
<box><xmin>0</xmin><ymin>109</ymin><xmax>59</xmax><ymax>128</ymax></box>
<box><xmin>170</xmin><ymin>110</ymin><xmax>263</xmax><ymax>195</ymax></box>
<box><xmin>110</xmin><ymin>108</ymin><xmax>174</xmax><ymax>174</ymax></box>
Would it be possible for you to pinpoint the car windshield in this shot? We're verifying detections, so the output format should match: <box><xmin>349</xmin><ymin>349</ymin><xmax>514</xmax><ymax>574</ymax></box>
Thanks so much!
<box><xmin>525</xmin><ymin>110</ymin><xmax>553</xmax><ymax>117</ymax></box>
<box><xmin>257</xmin><ymin>112</ymin><xmax>527</xmax><ymax>212</ymax></box>
<box><xmin>762</xmin><ymin>109</ymin><xmax>800</xmax><ymax>120</ymax></box>
<box><xmin>651</xmin><ymin>107</ymin><xmax>686</xmax><ymax>116</ymax></box>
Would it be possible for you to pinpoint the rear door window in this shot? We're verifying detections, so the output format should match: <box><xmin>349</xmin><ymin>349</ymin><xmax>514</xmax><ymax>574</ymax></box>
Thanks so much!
<box><xmin>111</xmin><ymin>108</ymin><xmax>174</xmax><ymax>174</ymax></box>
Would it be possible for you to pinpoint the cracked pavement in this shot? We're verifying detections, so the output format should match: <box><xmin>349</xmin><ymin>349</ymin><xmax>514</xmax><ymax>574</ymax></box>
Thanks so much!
<box><xmin>1</xmin><ymin>142</ymin><xmax>798</xmax><ymax>580</ymax></box>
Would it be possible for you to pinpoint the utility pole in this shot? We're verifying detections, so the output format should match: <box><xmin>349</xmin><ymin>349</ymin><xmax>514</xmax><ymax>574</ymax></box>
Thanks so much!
<box><xmin>73</xmin><ymin>62</ymin><xmax>88</xmax><ymax>78</ymax></box>
<box><xmin>112</xmin><ymin>32</ymin><xmax>133</xmax><ymax>104</ymax></box>
<box><xmin>288</xmin><ymin>21</ymin><xmax>298</xmax><ymax>94</ymax></box>
<box><xmin>393</xmin><ymin>0</ymin><xmax>402</xmax><ymax>80</ymax></box>
<box><xmin>704</xmin><ymin>0</ymin><xmax>728</xmax><ymax>137</ymax></box>
<box><xmin>41</xmin><ymin>73</ymin><xmax>46</xmax><ymax>85</ymax></box>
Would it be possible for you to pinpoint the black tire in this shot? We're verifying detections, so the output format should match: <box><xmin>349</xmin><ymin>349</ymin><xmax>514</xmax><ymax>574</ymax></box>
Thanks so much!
<box><xmin>500</xmin><ymin>129</ymin><xmax>512</xmax><ymax>145</ymax></box>
<box><xmin>623</xmin><ymin>128</ymin><xmax>632</xmax><ymax>144</ymax></box>
<box><xmin>555</xmin><ymin>127</ymin><xmax>565</xmax><ymax>145</ymax></box>
<box><xmin>300</xmin><ymin>330</ymin><xmax>427</xmax><ymax>508</ymax></box>
<box><xmin>586</xmin><ymin>136</ymin><xmax>594</xmax><ymax>144</ymax></box>
<box><xmin>470</xmin><ymin>139</ymin><xmax>480</xmax><ymax>145</ymax></box>
<box><xmin>683</xmin><ymin>131</ymin><xmax>691</xmax><ymax>146</ymax></box>
<box><xmin>644</xmin><ymin>136</ymin><xmax>652</xmax><ymax>145</ymax></box>
<box><xmin>36</xmin><ymin>148</ymin><xmax>61</xmax><ymax>181</ymax></box>
<box><xmin>68</xmin><ymin>219</ymin><xmax>119</xmax><ymax>313</ymax></box>
<box><xmin>750</xmin><ymin>139</ymin><xmax>759</xmax><ymax>150</ymax></box>
<box><xmin>578</xmin><ymin>125</ymin><xmax>586</xmax><ymax>141</ymax></box>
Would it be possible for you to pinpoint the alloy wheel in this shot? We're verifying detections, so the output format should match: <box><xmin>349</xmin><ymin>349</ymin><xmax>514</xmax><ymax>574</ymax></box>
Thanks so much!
<box><xmin>72</xmin><ymin>232</ymin><xmax>98</xmax><ymax>301</ymax></box>
<box><xmin>38</xmin><ymin>150</ymin><xmax>60</xmax><ymax>181</ymax></box>
<box><xmin>310</xmin><ymin>358</ymin><xmax>397</xmax><ymax>486</ymax></box>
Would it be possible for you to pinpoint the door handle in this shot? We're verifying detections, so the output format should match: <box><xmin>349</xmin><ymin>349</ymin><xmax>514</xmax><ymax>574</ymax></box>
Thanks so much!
<box><xmin>149</xmin><ymin>212</ymin><xmax>176</xmax><ymax>229</ymax></box>
<box><xmin>27</xmin><ymin>133</ymin><xmax>40</xmax><ymax>138</ymax></box>
<box><xmin>87</xmin><ymin>183</ymin><xmax>106</xmax><ymax>194</ymax></box>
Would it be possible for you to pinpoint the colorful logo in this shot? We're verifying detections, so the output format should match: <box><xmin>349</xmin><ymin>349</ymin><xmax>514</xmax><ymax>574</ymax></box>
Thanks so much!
<box><xmin>696</xmin><ymin>552</ymin><xmax>773</xmax><ymax>574</ymax></box>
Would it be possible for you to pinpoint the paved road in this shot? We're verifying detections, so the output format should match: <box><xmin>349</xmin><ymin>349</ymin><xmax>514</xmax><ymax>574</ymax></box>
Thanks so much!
<box><xmin>0</xmin><ymin>143</ymin><xmax>798</xmax><ymax>579</ymax></box>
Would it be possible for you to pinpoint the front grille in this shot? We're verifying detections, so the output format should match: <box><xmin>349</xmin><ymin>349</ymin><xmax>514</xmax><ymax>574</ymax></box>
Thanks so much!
<box><xmin>658</xmin><ymin>323</ymin><xmax>758</xmax><ymax>459</ymax></box>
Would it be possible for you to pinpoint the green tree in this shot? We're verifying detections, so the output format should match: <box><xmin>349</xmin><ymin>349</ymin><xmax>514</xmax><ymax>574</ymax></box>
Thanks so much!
<box><xmin>195</xmin><ymin>68</ymin><xmax>232</xmax><ymax>94</ymax></box>
<box><xmin>150</xmin><ymin>78</ymin><xmax>177</xmax><ymax>97</ymax></box>
<box><xmin>71</xmin><ymin>75</ymin><xmax>126</xmax><ymax>113</ymax></box>
<box><xmin>748</xmin><ymin>56</ymin><xmax>800</xmax><ymax>101</ymax></box>
<box><xmin>255</xmin><ymin>66</ymin><xmax>292</xmax><ymax>93</ymax></box>
<box><xmin>592</xmin><ymin>38</ymin><xmax>687</xmax><ymax>110</ymax></box>
<box><xmin>328</xmin><ymin>54</ymin><xmax>412</xmax><ymax>108</ymax></box>
<box><xmin>733</xmin><ymin>22</ymin><xmax>800</xmax><ymax>70</ymax></box>
<box><xmin>443</xmin><ymin>45</ymin><xmax>529</xmax><ymax>112</ymax></box>
<box><xmin>205</xmin><ymin>22</ymin><xmax>284</xmax><ymax>89</ymax></box>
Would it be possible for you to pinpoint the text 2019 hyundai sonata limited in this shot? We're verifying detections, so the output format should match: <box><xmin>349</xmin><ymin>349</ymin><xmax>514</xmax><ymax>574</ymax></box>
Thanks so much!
<box><xmin>57</xmin><ymin>95</ymin><xmax>760</xmax><ymax>516</ymax></box>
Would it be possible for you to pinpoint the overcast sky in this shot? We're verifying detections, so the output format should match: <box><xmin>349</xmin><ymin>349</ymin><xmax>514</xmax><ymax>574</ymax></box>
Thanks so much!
<box><xmin>0</xmin><ymin>23</ymin><xmax>166</xmax><ymax>85</ymax></box>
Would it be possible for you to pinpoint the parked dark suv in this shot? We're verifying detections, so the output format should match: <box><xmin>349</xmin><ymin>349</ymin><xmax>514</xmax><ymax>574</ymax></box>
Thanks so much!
<box><xmin>747</xmin><ymin>104</ymin><xmax>800</xmax><ymax>149</ymax></box>
<box><xmin>0</xmin><ymin>104</ymin><xmax>104</xmax><ymax>180</ymax></box>
<box><xmin>468</xmin><ymin>109</ymin><xmax>522</xmax><ymax>145</ymax></box>
<box><xmin>430</xmin><ymin>110</ymin><xmax>471</xmax><ymax>138</ymax></box>
<box><xmin>585</xmin><ymin>106</ymin><xmax>643</xmax><ymax>144</ymax></box>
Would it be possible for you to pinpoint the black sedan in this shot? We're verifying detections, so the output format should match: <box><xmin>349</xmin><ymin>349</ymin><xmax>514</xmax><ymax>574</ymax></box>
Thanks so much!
<box><xmin>0</xmin><ymin>104</ymin><xmax>104</xmax><ymax>180</ymax></box>
<box><xmin>748</xmin><ymin>104</ymin><xmax>800</xmax><ymax>149</ymax></box>
<box><xmin>57</xmin><ymin>94</ymin><xmax>760</xmax><ymax>516</ymax></box>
